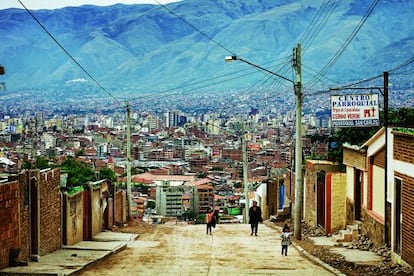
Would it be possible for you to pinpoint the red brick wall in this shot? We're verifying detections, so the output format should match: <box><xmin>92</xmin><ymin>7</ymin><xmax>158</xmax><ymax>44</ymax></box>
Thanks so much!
<box><xmin>38</xmin><ymin>168</ymin><xmax>62</xmax><ymax>256</ymax></box>
<box><xmin>372</xmin><ymin>148</ymin><xmax>385</xmax><ymax>168</ymax></box>
<box><xmin>0</xmin><ymin>182</ymin><xmax>20</xmax><ymax>269</ymax></box>
<box><xmin>395</xmin><ymin>171</ymin><xmax>414</xmax><ymax>267</ymax></box>
<box><xmin>17</xmin><ymin>173</ymin><xmax>30</xmax><ymax>264</ymax></box>
<box><xmin>394</xmin><ymin>132</ymin><xmax>414</xmax><ymax>163</ymax></box>
<box><xmin>394</xmin><ymin>132</ymin><xmax>414</xmax><ymax>267</ymax></box>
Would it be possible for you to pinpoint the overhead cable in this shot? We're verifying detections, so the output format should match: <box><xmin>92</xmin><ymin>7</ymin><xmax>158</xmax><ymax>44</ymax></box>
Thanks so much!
<box><xmin>305</xmin><ymin>0</ymin><xmax>380</xmax><ymax>89</ymax></box>
<box><xmin>18</xmin><ymin>0</ymin><xmax>123</xmax><ymax>105</ymax></box>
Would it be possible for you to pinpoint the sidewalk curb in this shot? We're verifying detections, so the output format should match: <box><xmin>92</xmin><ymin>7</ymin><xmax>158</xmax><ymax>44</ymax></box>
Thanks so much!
<box><xmin>264</xmin><ymin>221</ymin><xmax>346</xmax><ymax>276</ymax></box>
<box><xmin>68</xmin><ymin>243</ymin><xmax>128</xmax><ymax>275</ymax></box>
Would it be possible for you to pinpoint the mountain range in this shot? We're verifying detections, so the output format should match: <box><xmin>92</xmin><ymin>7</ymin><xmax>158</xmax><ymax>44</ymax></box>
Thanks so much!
<box><xmin>1</xmin><ymin>0</ymin><xmax>413</xmax><ymax>102</ymax></box>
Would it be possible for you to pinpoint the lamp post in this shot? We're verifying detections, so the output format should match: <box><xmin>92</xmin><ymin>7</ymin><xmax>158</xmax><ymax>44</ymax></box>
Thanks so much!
<box><xmin>225</xmin><ymin>44</ymin><xmax>303</xmax><ymax>239</ymax></box>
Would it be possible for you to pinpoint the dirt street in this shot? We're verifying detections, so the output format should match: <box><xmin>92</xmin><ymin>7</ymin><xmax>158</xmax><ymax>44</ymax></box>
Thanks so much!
<box><xmin>78</xmin><ymin>221</ymin><xmax>334</xmax><ymax>276</ymax></box>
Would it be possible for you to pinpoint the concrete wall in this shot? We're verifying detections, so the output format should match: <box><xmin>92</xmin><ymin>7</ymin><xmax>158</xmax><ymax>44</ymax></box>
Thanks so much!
<box><xmin>372</xmin><ymin>165</ymin><xmax>385</xmax><ymax>217</ymax></box>
<box><xmin>63</xmin><ymin>191</ymin><xmax>83</xmax><ymax>245</ymax></box>
<box><xmin>114</xmin><ymin>190</ymin><xmax>126</xmax><ymax>225</ymax></box>
<box><xmin>90</xmin><ymin>185</ymin><xmax>103</xmax><ymax>238</ymax></box>
<box><xmin>0</xmin><ymin>181</ymin><xmax>20</xmax><ymax>269</ymax></box>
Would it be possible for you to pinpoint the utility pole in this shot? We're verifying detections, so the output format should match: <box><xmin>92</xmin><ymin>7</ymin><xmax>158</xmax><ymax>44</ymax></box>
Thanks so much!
<box><xmin>241</xmin><ymin>126</ymin><xmax>249</xmax><ymax>223</ymax></box>
<box><xmin>383</xmin><ymin>71</ymin><xmax>389</xmax><ymax>246</ymax></box>
<box><xmin>126</xmin><ymin>101</ymin><xmax>132</xmax><ymax>220</ymax></box>
<box><xmin>293</xmin><ymin>44</ymin><xmax>303</xmax><ymax>240</ymax></box>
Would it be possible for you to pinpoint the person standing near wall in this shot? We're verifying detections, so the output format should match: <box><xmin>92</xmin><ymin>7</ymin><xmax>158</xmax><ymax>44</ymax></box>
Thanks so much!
<box><xmin>205</xmin><ymin>209</ymin><xmax>214</xmax><ymax>235</ymax></box>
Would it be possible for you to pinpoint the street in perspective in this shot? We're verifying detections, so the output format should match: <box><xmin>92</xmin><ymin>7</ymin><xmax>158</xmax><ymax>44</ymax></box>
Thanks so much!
<box><xmin>77</xmin><ymin>222</ymin><xmax>335</xmax><ymax>276</ymax></box>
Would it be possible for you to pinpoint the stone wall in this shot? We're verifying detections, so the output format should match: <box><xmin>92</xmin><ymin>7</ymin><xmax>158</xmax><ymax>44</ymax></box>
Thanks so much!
<box><xmin>361</xmin><ymin>208</ymin><xmax>384</xmax><ymax>246</ymax></box>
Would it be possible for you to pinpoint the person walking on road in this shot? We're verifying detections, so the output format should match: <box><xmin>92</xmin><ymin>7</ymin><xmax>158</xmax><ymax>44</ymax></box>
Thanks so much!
<box><xmin>205</xmin><ymin>209</ymin><xmax>214</xmax><ymax>235</ymax></box>
<box><xmin>248</xmin><ymin>201</ymin><xmax>262</xmax><ymax>236</ymax></box>
<box><xmin>281</xmin><ymin>223</ymin><xmax>292</xmax><ymax>256</ymax></box>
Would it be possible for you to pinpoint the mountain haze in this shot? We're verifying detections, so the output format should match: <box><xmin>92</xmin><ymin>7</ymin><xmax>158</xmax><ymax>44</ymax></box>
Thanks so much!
<box><xmin>1</xmin><ymin>0</ymin><xmax>413</xmax><ymax>99</ymax></box>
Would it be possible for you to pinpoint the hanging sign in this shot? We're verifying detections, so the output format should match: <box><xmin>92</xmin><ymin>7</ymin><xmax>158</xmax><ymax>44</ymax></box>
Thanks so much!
<box><xmin>330</xmin><ymin>94</ymin><xmax>380</xmax><ymax>127</ymax></box>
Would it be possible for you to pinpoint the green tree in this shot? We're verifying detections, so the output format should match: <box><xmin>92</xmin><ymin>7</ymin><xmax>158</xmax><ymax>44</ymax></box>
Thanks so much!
<box><xmin>99</xmin><ymin>166</ymin><xmax>116</xmax><ymax>182</ymax></box>
<box><xmin>61</xmin><ymin>157</ymin><xmax>95</xmax><ymax>187</ymax></box>
<box><xmin>35</xmin><ymin>156</ymin><xmax>50</xmax><ymax>170</ymax></box>
<box><xmin>21</xmin><ymin>156</ymin><xmax>52</xmax><ymax>170</ymax></box>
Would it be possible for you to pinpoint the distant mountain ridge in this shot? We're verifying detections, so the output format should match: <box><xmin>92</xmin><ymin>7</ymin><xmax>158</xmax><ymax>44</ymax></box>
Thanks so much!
<box><xmin>1</xmin><ymin>0</ymin><xmax>413</xmax><ymax>98</ymax></box>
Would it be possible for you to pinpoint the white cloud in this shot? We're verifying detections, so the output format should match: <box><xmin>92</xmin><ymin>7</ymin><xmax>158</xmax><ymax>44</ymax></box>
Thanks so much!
<box><xmin>0</xmin><ymin>0</ymin><xmax>181</xmax><ymax>10</ymax></box>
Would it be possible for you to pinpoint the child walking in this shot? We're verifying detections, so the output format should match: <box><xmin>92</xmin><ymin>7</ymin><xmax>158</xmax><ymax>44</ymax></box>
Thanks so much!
<box><xmin>281</xmin><ymin>224</ymin><xmax>291</xmax><ymax>256</ymax></box>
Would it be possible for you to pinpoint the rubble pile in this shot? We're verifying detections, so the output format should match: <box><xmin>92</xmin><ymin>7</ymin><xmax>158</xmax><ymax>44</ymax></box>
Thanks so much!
<box><xmin>295</xmin><ymin>223</ymin><xmax>413</xmax><ymax>275</ymax></box>
<box><xmin>301</xmin><ymin>222</ymin><xmax>326</xmax><ymax>239</ymax></box>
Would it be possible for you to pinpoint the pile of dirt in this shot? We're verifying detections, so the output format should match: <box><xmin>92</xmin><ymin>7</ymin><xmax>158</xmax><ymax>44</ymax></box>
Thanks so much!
<box><xmin>111</xmin><ymin>219</ymin><xmax>155</xmax><ymax>235</ymax></box>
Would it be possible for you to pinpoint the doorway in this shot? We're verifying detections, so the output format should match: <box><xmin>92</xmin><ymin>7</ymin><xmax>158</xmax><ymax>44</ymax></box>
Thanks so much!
<box><xmin>354</xmin><ymin>170</ymin><xmax>362</xmax><ymax>221</ymax></box>
<box><xmin>395</xmin><ymin>178</ymin><xmax>402</xmax><ymax>254</ymax></box>
<box><xmin>316</xmin><ymin>171</ymin><xmax>326</xmax><ymax>228</ymax></box>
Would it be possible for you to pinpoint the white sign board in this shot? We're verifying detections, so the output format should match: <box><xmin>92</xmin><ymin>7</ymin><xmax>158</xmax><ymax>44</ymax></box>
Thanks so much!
<box><xmin>330</xmin><ymin>94</ymin><xmax>380</xmax><ymax>127</ymax></box>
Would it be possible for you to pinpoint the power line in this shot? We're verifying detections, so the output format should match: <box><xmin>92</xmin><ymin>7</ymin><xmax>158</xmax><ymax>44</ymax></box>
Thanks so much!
<box><xmin>18</xmin><ymin>0</ymin><xmax>123</xmax><ymax>106</ymax></box>
<box><xmin>306</xmin><ymin>0</ymin><xmax>380</xmax><ymax>89</ymax></box>
<box><xmin>301</xmin><ymin>0</ymin><xmax>339</xmax><ymax>52</ymax></box>
<box><xmin>154</xmin><ymin>0</ymin><xmax>234</xmax><ymax>55</ymax></box>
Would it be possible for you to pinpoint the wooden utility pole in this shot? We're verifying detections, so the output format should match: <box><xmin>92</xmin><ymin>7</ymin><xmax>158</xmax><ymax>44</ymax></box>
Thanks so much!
<box><xmin>293</xmin><ymin>44</ymin><xmax>303</xmax><ymax>240</ymax></box>
<box><xmin>242</xmin><ymin>127</ymin><xmax>249</xmax><ymax>223</ymax></box>
<box><xmin>126</xmin><ymin>101</ymin><xmax>132</xmax><ymax>220</ymax></box>
<box><xmin>383</xmin><ymin>71</ymin><xmax>389</xmax><ymax>246</ymax></box>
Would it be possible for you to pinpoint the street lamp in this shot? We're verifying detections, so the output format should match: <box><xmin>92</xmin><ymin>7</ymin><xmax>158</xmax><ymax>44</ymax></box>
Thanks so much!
<box><xmin>225</xmin><ymin>44</ymin><xmax>303</xmax><ymax>239</ymax></box>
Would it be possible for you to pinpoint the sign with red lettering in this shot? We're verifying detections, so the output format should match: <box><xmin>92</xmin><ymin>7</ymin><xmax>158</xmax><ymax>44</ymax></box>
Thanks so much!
<box><xmin>330</xmin><ymin>94</ymin><xmax>380</xmax><ymax>127</ymax></box>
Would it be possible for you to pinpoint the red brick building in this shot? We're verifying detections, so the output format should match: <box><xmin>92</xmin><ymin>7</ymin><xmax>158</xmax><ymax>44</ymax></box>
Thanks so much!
<box><xmin>0</xmin><ymin>168</ymin><xmax>61</xmax><ymax>269</ymax></box>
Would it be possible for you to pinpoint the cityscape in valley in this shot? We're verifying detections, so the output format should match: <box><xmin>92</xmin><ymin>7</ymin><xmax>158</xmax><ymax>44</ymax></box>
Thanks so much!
<box><xmin>1</xmin><ymin>0</ymin><xmax>414</xmax><ymax>274</ymax></box>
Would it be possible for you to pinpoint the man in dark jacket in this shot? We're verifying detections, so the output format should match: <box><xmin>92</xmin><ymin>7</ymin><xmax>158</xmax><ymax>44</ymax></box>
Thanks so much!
<box><xmin>248</xmin><ymin>201</ymin><xmax>262</xmax><ymax>236</ymax></box>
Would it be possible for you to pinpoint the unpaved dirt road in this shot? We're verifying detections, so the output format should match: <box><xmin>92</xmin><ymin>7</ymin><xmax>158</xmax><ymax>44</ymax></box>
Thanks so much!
<box><xmin>78</xmin><ymin>222</ymin><xmax>334</xmax><ymax>275</ymax></box>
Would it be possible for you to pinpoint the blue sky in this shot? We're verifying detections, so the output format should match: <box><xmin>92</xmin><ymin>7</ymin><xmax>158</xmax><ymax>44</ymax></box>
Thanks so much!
<box><xmin>0</xmin><ymin>0</ymin><xmax>181</xmax><ymax>10</ymax></box>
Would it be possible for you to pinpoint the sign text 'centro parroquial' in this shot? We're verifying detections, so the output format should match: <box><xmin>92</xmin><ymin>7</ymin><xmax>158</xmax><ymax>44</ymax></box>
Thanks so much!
<box><xmin>330</xmin><ymin>94</ymin><xmax>380</xmax><ymax>127</ymax></box>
